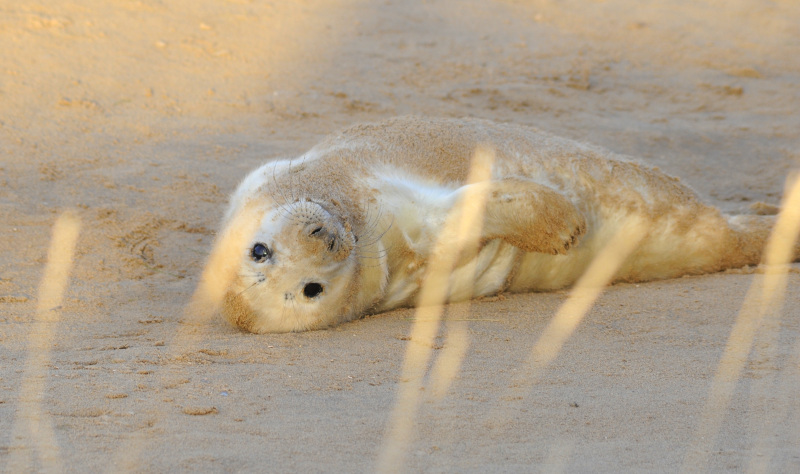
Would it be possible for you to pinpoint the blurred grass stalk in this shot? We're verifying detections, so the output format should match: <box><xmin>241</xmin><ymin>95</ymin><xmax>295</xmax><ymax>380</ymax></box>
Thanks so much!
<box><xmin>684</xmin><ymin>172</ymin><xmax>800</xmax><ymax>471</ymax></box>
<box><xmin>7</xmin><ymin>211</ymin><xmax>80</xmax><ymax>472</ymax></box>
<box><xmin>377</xmin><ymin>147</ymin><xmax>494</xmax><ymax>472</ymax></box>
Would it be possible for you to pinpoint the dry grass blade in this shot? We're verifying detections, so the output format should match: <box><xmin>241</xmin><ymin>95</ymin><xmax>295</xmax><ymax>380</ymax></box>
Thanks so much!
<box><xmin>186</xmin><ymin>204</ymin><xmax>263</xmax><ymax>322</ymax></box>
<box><xmin>683</xmin><ymin>173</ymin><xmax>800</xmax><ymax>471</ymax></box>
<box><xmin>376</xmin><ymin>147</ymin><xmax>494</xmax><ymax>473</ymax></box>
<box><xmin>429</xmin><ymin>317</ymin><xmax>470</xmax><ymax>400</ymax></box>
<box><xmin>7</xmin><ymin>211</ymin><xmax>80</xmax><ymax>472</ymax></box>
<box><xmin>472</xmin><ymin>215</ymin><xmax>647</xmax><ymax>464</ymax></box>
<box><xmin>526</xmin><ymin>216</ymin><xmax>647</xmax><ymax>376</ymax></box>
<box><xmin>113</xmin><ymin>204</ymin><xmax>263</xmax><ymax>468</ymax></box>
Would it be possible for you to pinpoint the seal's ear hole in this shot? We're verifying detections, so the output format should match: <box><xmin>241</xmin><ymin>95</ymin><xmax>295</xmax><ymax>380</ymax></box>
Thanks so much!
<box><xmin>303</xmin><ymin>282</ymin><xmax>324</xmax><ymax>299</ymax></box>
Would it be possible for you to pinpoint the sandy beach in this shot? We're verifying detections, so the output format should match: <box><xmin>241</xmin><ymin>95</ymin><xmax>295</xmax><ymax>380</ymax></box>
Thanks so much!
<box><xmin>1</xmin><ymin>0</ymin><xmax>799</xmax><ymax>471</ymax></box>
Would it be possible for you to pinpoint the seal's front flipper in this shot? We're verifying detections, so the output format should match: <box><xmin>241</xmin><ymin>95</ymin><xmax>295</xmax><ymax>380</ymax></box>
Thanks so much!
<box><xmin>479</xmin><ymin>178</ymin><xmax>586</xmax><ymax>254</ymax></box>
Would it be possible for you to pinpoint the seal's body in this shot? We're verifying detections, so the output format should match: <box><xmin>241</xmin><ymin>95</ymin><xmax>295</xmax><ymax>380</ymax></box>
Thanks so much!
<box><xmin>218</xmin><ymin>116</ymin><xmax>790</xmax><ymax>333</ymax></box>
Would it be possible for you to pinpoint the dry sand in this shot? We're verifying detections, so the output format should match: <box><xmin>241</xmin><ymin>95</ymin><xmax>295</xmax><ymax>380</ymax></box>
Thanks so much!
<box><xmin>1</xmin><ymin>0</ymin><xmax>800</xmax><ymax>471</ymax></box>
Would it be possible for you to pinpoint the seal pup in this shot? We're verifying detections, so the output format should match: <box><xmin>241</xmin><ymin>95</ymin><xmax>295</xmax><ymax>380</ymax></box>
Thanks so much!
<box><xmin>215</xmin><ymin>116</ymin><xmax>797</xmax><ymax>333</ymax></box>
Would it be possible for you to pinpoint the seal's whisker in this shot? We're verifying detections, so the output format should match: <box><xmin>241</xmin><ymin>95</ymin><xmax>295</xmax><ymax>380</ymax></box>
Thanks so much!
<box><xmin>269</xmin><ymin>197</ymin><xmax>295</xmax><ymax>221</ymax></box>
<box><xmin>360</xmin><ymin>192</ymin><xmax>377</xmax><ymax>230</ymax></box>
<box><xmin>359</xmin><ymin>199</ymin><xmax>385</xmax><ymax>243</ymax></box>
<box><xmin>272</xmin><ymin>161</ymin><xmax>293</xmax><ymax>208</ymax></box>
<box><xmin>355</xmin><ymin>249</ymin><xmax>391</xmax><ymax>258</ymax></box>
<box><xmin>365</xmin><ymin>210</ymin><xmax>393</xmax><ymax>238</ymax></box>
<box><xmin>235</xmin><ymin>281</ymin><xmax>260</xmax><ymax>299</ymax></box>
<box><xmin>357</xmin><ymin>216</ymin><xmax>395</xmax><ymax>249</ymax></box>
<box><xmin>290</xmin><ymin>152</ymin><xmax>310</xmax><ymax>208</ymax></box>
<box><xmin>266</xmin><ymin>188</ymin><xmax>295</xmax><ymax>222</ymax></box>
<box><xmin>355</xmin><ymin>255</ymin><xmax>389</xmax><ymax>263</ymax></box>
<box><xmin>354</xmin><ymin>244</ymin><xmax>393</xmax><ymax>258</ymax></box>
<box><xmin>238</xmin><ymin>272</ymin><xmax>263</xmax><ymax>279</ymax></box>
<box><xmin>354</xmin><ymin>244</ymin><xmax>394</xmax><ymax>264</ymax></box>
<box><xmin>355</xmin><ymin>259</ymin><xmax>390</xmax><ymax>268</ymax></box>
<box><xmin>271</xmin><ymin>153</ymin><xmax>319</xmax><ymax>229</ymax></box>
<box><xmin>356</xmin><ymin>252</ymin><xmax>389</xmax><ymax>268</ymax></box>
<box><xmin>263</xmin><ymin>174</ymin><xmax>293</xmax><ymax>218</ymax></box>
<box><xmin>353</xmin><ymin>230</ymin><xmax>393</xmax><ymax>252</ymax></box>
<box><xmin>288</xmin><ymin>157</ymin><xmax>296</xmax><ymax>204</ymax></box>
<box><xmin>269</xmin><ymin>161</ymin><xmax>305</xmax><ymax>225</ymax></box>
<box><xmin>282</xmin><ymin>297</ymin><xmax>299</xmax><ymax>329</ymax></box>
<box><xmin>356</xmin><ymin>229</ymin><xmax>385</xmax><ymax>249</ymax></box>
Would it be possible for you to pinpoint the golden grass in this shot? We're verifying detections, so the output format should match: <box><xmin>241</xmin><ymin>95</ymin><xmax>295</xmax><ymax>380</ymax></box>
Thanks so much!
<box><xmin>8</xmin><ymin>164</ymin><xmax>798</xmax><ymax>473</ymax></box>
<box><xmin>380</xmin><ymin>164</ymin><xmax>800</xmax><ymax>471</ymax></box>
<box><xmin>468</xmin><ymin>214</ymin><xmax>648</xmax><ymax>463</ymax></box>
<box><xmin>428</xmin><ymin>317</ymin><xmax>471</xmax><ymax>400</ymax></box>
<box><xmin>8</xmin><ymin>211</ymin><xmax>80</xmax><ymax>472</ymax></box>
<box><xmin>683</xmin><ymin>173</ymin><xmax>800</xmax><ymax>471</ymax></box>
<box><xmin>111</xmin><ymin>204</ymin><xmax>265</xmax><ymax>469</ymax></box>
<box><xmin>376</xmin><ymin>147</ymin><xmax>495</xmax><ymax>472</ymax></box>
<box><xmin>525</xmin><ymin>217</ymin><xmax>646</xmax><ymax>378</ymax></box>
<box><xmin>187</xmin><ymin>205</ymin><xmax>263</xmax><ymax>322</ymax></box>
<box><xmin>379</xmin><ymin>154</ymin><xmax>649</xmax><ymax>471</ymax></box>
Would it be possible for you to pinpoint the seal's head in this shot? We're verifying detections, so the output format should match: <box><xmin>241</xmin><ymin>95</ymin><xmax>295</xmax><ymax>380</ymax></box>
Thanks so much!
<box><xmin>222</xmin><ymin>200</ymin><xmax>362</xmax><ymax>333</ymax></box>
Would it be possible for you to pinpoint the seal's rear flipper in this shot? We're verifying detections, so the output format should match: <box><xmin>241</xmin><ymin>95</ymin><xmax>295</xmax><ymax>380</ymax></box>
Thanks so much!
<box><xmin>726</xmin><ymin>214</ymin><xmax>800</xmax><ymax>266</ymax></box>
<box><xmin>479</xmin><ymin>178</ymin><xmax>586</xmax><ymax>255</ymax></box>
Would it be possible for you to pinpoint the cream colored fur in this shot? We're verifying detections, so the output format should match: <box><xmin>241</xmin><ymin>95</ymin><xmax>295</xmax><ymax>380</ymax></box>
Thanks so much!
<box><xmin>216</xmin><ymin>116</ymin><xmax>795</xmax><ymax>333</ymax></box>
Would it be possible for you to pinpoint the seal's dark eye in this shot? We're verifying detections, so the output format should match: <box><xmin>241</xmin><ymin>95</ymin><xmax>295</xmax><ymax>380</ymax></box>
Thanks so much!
<box><xmin>250</xmin><ymin>243</ymin><xmax>271</xmax><ymax>262</ymax></box>
<box><xmin>303</xmin><ymin>282</ymin><xmax>324</xmax><ymax>299</ymax></box>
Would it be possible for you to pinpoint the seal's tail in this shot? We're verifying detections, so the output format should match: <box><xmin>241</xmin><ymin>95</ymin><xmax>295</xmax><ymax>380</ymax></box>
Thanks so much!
<box><xmin>725</xmin><ymin>214</ymin><xmax>800</xmax><ymax>267</ymax></box>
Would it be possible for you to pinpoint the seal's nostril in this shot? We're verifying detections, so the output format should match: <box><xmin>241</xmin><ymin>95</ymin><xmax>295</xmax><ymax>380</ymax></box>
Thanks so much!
<box><xmin>310</xmin><ymin>226</ymin><xmax>323</xmax><ymax>236</ymax></box>
<box><xmin>303</xmin><ymin>283</ymin><xmax>324</xmax><ymax>299</ymax></box>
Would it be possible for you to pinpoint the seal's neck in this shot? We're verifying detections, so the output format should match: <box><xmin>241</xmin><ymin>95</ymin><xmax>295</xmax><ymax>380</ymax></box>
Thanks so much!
<box><xmin>349</xmin><ymin>239</ymin><xmax>389</xmax><ymax>318</ymax></box>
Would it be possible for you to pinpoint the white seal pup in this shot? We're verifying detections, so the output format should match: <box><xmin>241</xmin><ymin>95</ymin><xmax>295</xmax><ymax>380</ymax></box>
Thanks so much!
<box><xmin>216</xmin><ymin>116</ymin><xmax>797</xmax><ymax>333</ymax></box>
